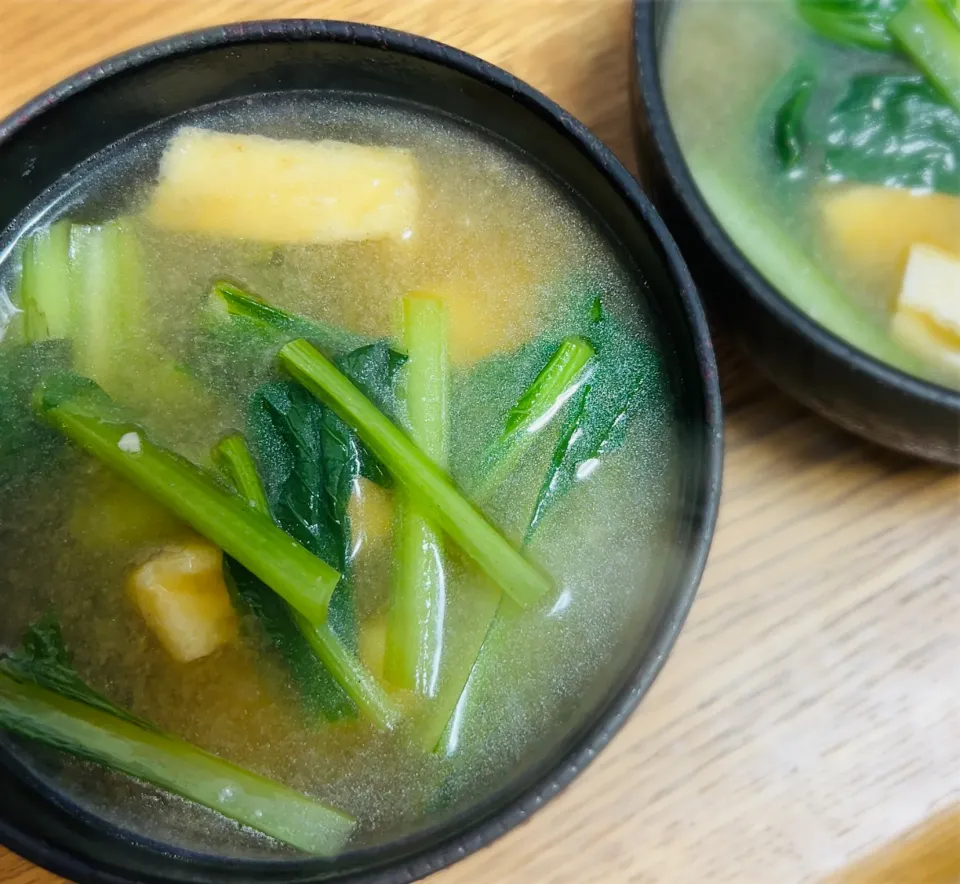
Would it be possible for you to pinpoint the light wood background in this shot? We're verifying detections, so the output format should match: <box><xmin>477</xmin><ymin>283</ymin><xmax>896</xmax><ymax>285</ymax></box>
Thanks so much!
<box><xmin>1</xmin><ymin>1</ymin><xmax>958</xmax><ymax>882</ymax></box>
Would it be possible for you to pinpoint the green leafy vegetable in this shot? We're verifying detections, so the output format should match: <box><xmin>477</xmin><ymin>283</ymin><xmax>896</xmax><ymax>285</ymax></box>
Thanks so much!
<box><xmin>337</xmin><ymin>342</ymin><xmax>407</xmax><ymax>422</ymax></box>
<box><xmin>249</xmin><ymin>381</ymin><xmax>358</xmax><ymax>643</ymax></box>
<box><xmin>228</xmin><ymin>565</ymin><xmax>360</xmax><ymax>721</ymax></box>
<box><xmin>890</xmin><ymin>0</ymin><xmax>960</xmax><ymax>114</ymax></box>
<box><xmin>212</xmin><ymin>433</ymin><xmax>270</xmax><ymax>515</ymax></box>
<box><xmin>796</xmin><ymin>0</ymin><xmax>908</xmax><ymax>50</ymax></box>
<box><xmin>279</xmin><ymin>338</ymin><xmax>553</xmax><ymax>609</ymax></box>
<box><xmin>212</xmin><ymin>281</ymin><xmax>405</xmax><ymax>485</ymax></box>
<box><xmin>824</xmin><ymin>74</ymin><xmax>960</xmax><ymax>194</ymax></box>
<box><xmin>213</xmin><ymin>433</ymin><xmax>356</xmax><ymax>722</ymax></box>
<box><xmin>241</xmin><ymin>395</ymin><xmax>399</xmax><ymax>729</ymax></box>
<box><xmin>0</xmin><ymin>623</ymin><xmax>355</xmax><ymax>854</ymax></box>
<box><xmin>247</xmin><ymin>338</ymin><xmax>411</xmax><ymax>631</ymax></box>
<box><xmin>768</xmin><ymin>66</ymin><xmax>817</xmax><ymax>173</ymax></box>
<box><xmin>293</xmin><ymin>617</ymin><xmax>398</xmax><ymax>729</ymax></box>
<box><xmin>35</xmin><ymin>373</ymin><xmax>341</xmax><ymax>627</ymax></box>
<box><xmin>385</xmin><ymin>295</ymin><xmax>449</xmax><ymax>696</ymax></box>
<box><xmin>336</xmin><ymin>342</ymin><xmax>407</xmax><ymax>487</ymax></box>
<box><xmin>525</xmin><ymin>300</ymin><xmax>659</xmax><ymax>541</ymax></box>
<box><xmin>425</xmin><ymin>330</ymin><xmax>609</xmax><ymax>750</ymax></box>
<box><xmin>413</xmin><ymin>333</ymin><xmax>595</xmax><ymax>747</ymax></box>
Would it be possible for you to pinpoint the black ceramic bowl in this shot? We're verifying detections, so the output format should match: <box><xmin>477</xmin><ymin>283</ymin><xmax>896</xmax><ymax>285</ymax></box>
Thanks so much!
<box><xmin>633</xmin><ymin>0</ymin><xmax>960</xmax><ymax>464</ymax></box>
<box><xmin>0</xmin><ymin>19</ymin><xmax>722</xmax><ymax>884</ymax></box>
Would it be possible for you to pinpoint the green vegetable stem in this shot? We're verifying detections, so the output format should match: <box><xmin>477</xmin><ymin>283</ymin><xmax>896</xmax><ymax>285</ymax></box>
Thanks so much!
<box><xmin>385</xmin><ymin>294</ymin><xmax>450</xmax><ymax>696</ymax></box>
<box><xmin>16</xmin><ymin>222</ymin><xmax>72</xmax><ymax>343</ymax></box>
<box><xmin>69</xmin><ymin>220</ymin><xmax>146</xmax><ymax>389</ymax></box>
<box><xmin>471</xmin><ymin>336</ymin><xmax>595</xmax><ymax>503</ymax></box>
<box><xmin>16</xmin><ymin>218</ymin><xmax>145</xmax><ymax>392</ymax></box>
<box><xmin>890</xmin><ymin>0</ymin><xmax>960</xmax><ymax>114</ymax></box>
<box><xmin>213</xmin><ymin>433</ymin><xmax>270</xmax><ymax>514</ymax></box>
<box><xmin>796</xmin><ymin>0</ymin><xmax>908</xmax><ymax>51</ymax></box>
<box><xmin>0</xmin><ymin>620</ymin><xmax>355</xmax><ymax>855</ymax></box>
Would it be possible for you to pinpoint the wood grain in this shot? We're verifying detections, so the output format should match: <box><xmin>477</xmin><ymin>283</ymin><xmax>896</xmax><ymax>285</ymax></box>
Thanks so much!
<box><xmin>0</xmin><ymin>1</ymin><xmax>958</xmax><ymax>882</ymax></box>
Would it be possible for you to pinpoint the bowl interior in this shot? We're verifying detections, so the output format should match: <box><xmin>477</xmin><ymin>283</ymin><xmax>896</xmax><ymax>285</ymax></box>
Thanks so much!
<box><xmin>0</xmin><ymin>22</ymin><xmax>720</xmax><ymax>883</ymax></box>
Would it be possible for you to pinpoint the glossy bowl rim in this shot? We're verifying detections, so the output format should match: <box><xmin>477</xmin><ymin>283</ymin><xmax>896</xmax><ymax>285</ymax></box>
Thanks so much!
<box><xmin>633</xmin><ymin>0</ymin><xmax>960</xmax><ymax>415</ymax></box>
<box><xmin>0</xmin><ymin>17</ymin><xmax>723</xmax><ymax>884</ymax></box>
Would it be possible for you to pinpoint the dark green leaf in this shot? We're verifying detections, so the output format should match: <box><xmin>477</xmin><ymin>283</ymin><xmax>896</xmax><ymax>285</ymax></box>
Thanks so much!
<box><xmin>824</xmin><ymin>74</ymin><xmax>960</xmax><ymax>194</ymax></box>
<box><xmin>336</xmin><ymin>342</ymin><xmax>406</xmax><ymax>487</ymax></box>
<box><xmin>248</xmin><ymin>381</ymin><xmax>357</xmax><ymax>645</ymax></box>
<box><xmin>246</xmin><ymin>344</ymin><xmax>403</xmax><ymax>657</ymax></box>
<box><xmin>0</xmin><ymin>341</ymin><xmax>73</xmax><ymax>486</ymax></box>
<box><xmin>337</xmin><ymin>342</ymin><xmax>407</xmax><ymax>418</ymax></box>
<box><xmin>0</xmin><ymin>616</ymin><xmax>154</xmax><ymax>730</ymax></box>
<box><xmin>797</xmin><ymin>0</ymin><xmax>908</xmax><ymax>50</ymax></box>
<box><xmin>769</xmin><ymin>67</ymin><xmax>817</xmax><ymax>173</ymax></box>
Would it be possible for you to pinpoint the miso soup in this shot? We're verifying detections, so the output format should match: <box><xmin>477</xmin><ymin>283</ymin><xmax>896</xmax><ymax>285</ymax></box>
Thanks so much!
<box><xmin>663</xmin><ymin>0</ymin><xmax>960</xmax><ymax>389</ymax></box>
<box><xmin>0</xmin><ymin>95</ymin><xmax>678</xmax><ymax>857</ymax></box>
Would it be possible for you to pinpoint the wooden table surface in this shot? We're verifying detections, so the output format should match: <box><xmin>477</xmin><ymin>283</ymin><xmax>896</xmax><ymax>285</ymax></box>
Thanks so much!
<box><xmin>1</xmin><ymin>1</ymin><xmax>958</xmax><ymax>882</ymax></box>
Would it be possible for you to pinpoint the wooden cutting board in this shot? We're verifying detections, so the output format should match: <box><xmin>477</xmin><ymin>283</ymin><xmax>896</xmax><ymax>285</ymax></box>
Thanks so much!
<box><xmin>1</xmin><ymin>1</ymin><xmax>957</xmax><ymax>882</ymax></box>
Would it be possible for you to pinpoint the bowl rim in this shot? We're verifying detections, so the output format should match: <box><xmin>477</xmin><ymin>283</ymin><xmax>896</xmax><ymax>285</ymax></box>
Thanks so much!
<box><xmin>633</xmin><ymin>0</ymin><xmax>960</xmax><ymax>415</ymax></box>
<box><xmin>0</xmin><ymin>17</ymin><xmax>723</xmax><ymax>884</ymax></box>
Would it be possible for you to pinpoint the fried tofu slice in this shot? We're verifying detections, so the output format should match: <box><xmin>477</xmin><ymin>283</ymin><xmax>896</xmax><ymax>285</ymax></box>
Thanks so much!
<box><xmin>147</xmin><ymin>127</ymin><xmax>419</xmax><ymax>245</ymax></box>
<box><xmin>128</xmin><ymin>541</ymin><xmax>237</xmax><ymax>662</ymax></box>
<box><xmin>819</xmin><ymin>185</ymin><xmax>960</xmax><ymax>300</ymax></box>
<box><xmin>892</xmin><ymin>244</ymin><xmax>960</xmax><ymax>380</ymax></box>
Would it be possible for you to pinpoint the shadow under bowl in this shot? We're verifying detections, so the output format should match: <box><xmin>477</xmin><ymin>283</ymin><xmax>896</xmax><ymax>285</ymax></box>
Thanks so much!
<box><xmin>0</xmin><ymin>18</ymin><xmax>722</xmax><ymax>884</ymax></box>
<box><xmin>632</xmin><ymin>0</ymin><xmax>960</xmax><ymax>465</ymax></box>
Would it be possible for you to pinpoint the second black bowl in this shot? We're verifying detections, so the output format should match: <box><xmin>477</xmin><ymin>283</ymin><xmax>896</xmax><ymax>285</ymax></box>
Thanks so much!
<box><xmin>633</xmin><ymin>0</ymin><xmax>960</xmax><ymax>464</ymax></box>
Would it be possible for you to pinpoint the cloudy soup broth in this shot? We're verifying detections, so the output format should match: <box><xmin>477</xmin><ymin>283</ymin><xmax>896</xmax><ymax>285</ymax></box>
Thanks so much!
<box><xmin>0</xmin><ymin>94</ymin><xmax>677</xmax><ymax>856</ymax></box>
